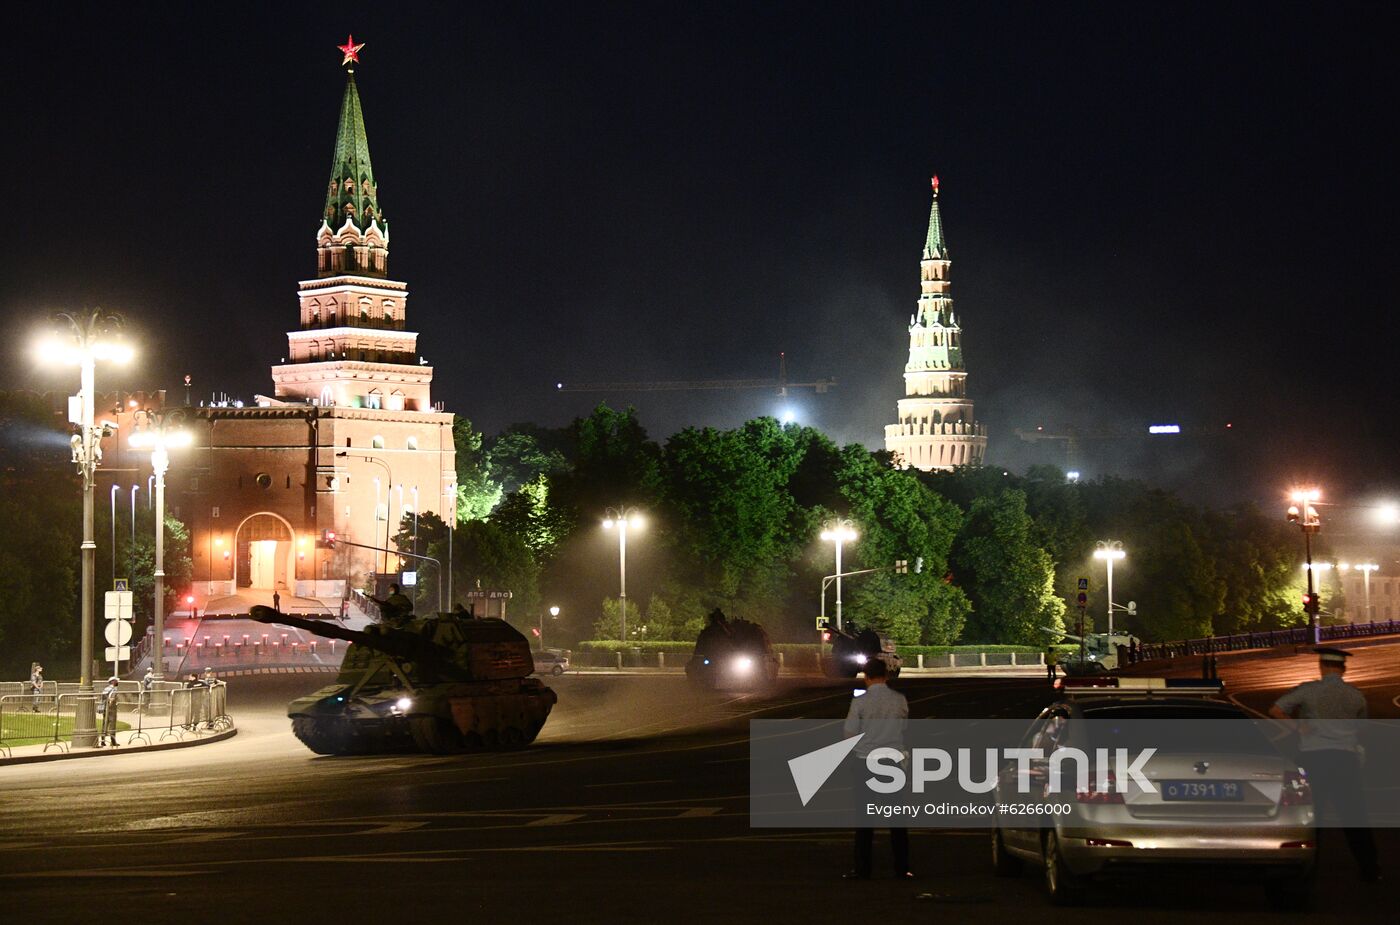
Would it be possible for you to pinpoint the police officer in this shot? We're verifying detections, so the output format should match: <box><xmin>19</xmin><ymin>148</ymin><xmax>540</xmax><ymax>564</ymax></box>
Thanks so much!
<box><xmin>1269</xmin><ymin>647</ymin><xmax>1380</xmax><ymax>882</ymax></box>
<box><xmin>842</xmin><ymin>658</ymin><xmax>912</xmax><ymax>880</ymax></box>
<box><xmin>98</xmin><ymin>676</ymin><xmax>121</xmax><ymax>747</ymax></box>
<box><xmin>1045</xmin><ymin>646</ymin><xmax>1059</xmax><ymax>685</ymax></box>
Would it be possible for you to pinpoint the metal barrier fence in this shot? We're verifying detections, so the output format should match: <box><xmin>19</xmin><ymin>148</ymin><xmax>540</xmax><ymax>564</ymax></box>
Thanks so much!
<box><xmin>0</xmin><ymin>681</ymin><xmax>231</xmax><ymax>757</ymax></box>
<box><xmin>1131</xmin><ymin>618</ymin><xmax>1400</xmax><ymax>663</ymax></box>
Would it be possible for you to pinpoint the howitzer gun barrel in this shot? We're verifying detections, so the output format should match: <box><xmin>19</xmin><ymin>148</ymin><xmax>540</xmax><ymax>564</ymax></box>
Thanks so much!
<box><xmin>248</xmin><ymin>605</ymin><xmax>455</xmax><ymax>672</ymax></box>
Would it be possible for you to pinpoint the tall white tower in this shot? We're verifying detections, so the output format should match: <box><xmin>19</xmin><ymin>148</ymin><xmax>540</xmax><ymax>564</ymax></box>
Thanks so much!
<box><xmin>884</xmin><ymin>177</ymin><xmax>988</xmax><ymax>470</ymax></box>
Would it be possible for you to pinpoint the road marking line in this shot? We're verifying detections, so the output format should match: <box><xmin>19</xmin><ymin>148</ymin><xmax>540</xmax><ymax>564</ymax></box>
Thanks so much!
<box><xmin>583</xmin><ymin>779</ymin><xmax>674</xmax><ymax>788</ymax></box>
<box><xmin>356</xmin><ymin>821</ymin><xmax>428</xmax><ymax>835</ymax></box>
<box><xmin>526</xmin><ymin>813</ymin><xmax>586</xmax><ymax>826</ymax></box>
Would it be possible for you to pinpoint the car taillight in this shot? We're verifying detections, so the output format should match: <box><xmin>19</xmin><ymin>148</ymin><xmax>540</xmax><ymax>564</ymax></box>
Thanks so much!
<box><xmin>1076</xmin><ymin>771</ymin><xmax>1126</xmax><ymax>804</ymax></box>
<box><xmin>1280</xmin><ymin>769</ymin><xmax>1311</xmax><ymax>807</ymax></box>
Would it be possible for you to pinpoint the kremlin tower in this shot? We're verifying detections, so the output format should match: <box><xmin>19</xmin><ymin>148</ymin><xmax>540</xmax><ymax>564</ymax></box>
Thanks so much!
<box><xmin>883</xmin><ymin>177</ymin><xmax>988</xmax><ymax>470</ymax></box>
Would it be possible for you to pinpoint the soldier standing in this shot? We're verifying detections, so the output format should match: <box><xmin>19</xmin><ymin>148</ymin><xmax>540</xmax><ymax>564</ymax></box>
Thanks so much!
<box><xmin>1269</xmin><ymin>647</ymin><xmax>1380</xmax><ymax>882</ymax></box>
<box><xmin>29</xmin><ymin>663</ymin><xmax>43</xmax><ymax>712</ymax></box>
<box><xmin>98</xmin><ymin>676</ymin><xmax>121</xmax><ymax>747</ymax></box>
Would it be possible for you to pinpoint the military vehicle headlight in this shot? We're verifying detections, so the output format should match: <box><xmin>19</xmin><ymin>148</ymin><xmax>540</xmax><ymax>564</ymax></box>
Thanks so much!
<box><xmin>395</xmin><ymin>697</ymin><xmax>412</xmax><ymax>712</ymax></box>
<box><xmin>855</xmin><ymin>654</ymin><xmax>868</xmax><ymax>665</ymax></box>
<box><xmin>733</xmin><ymin>656</ymin><xmax>753</xmax><ymax>674</ymax></box>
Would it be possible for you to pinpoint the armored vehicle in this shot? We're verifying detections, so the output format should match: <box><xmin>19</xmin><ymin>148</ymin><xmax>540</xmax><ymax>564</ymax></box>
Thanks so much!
<box><xmin>1044</xmin><ymin>627</ymin><xmax>1139</xmax><ymax>675</ymax></box>
<box><xmin>685</xmin><ymin>609</ymin><xmax>780</xmax><ymax>690</ymax></box>
<box><xmin>823</xmin><ymin>624</ymin><xmax>902</xmax><ymax>679</ymax></box>
<box><xmin>249</xmin><ymin>606</ymin><xmax>557</xmax><ymax>755</ymax></box>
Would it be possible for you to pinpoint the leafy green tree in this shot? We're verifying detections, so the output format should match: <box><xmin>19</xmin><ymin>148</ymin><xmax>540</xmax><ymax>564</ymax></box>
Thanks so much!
<box><xmin>491</xmin><ymin>474</ymin><xmax>574</xmax><ymax>560</ymax></box>
<box><xmin>662</xmin><ymin>418</ymin><xmax>805</xmax><ymax>603</ymax></box>
<box><xmin>952</xmin><ymin>490</ymin><xmax>1066</xmax><ymax>645</ymax></box>
<box><xmin>126</xmin><ymin>513</ymin><xmax>194</xmax><ymax>627</ymax></box>
<box><xmin>430</xmin><ymin>519</ymin><xmax>540</xmax><ymax>617</ymax></box>
<box><xmin>834</xmin><ymin>445</ymin><xmax>969</xmax><ymax>643</ymax></box>
<box><xmin>487</xmin><ymin>428</ymin><xmax>569</xmax><ymax>495</ymax></box>
<box><xmin>452</xmin><ymin>418</ymin><xmax>502</xmax><ymax>522</ymax></box>
<box><xmin>0</xmin><ymin>472</ymin><xmax>81</xmax><ymax>677</ymax></box>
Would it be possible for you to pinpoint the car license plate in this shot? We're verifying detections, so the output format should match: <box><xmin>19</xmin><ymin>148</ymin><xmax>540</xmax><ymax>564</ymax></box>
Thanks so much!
<box><xmin>1161</xmin><ymin>780</ymin><xmax>1244</xmax><ymax>801</ymax></box>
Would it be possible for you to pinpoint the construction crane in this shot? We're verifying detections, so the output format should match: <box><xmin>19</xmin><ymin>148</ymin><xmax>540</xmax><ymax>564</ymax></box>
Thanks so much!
<box><xmin>1015</xmin><ymin>422</ymin><xmax>1236</xmax><ymax>472</ymax></box>
<box><xmin>555</xmin><ymin>353</ymin><xmax>836</xmax><ymax>398</ymax></box>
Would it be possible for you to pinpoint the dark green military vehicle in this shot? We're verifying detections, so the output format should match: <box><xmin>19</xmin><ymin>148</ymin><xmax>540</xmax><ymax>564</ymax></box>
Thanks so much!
<box><xmin>250</xmin><ymin>606</ymin><xmax>557</xmax><ymax>755</ymax></box>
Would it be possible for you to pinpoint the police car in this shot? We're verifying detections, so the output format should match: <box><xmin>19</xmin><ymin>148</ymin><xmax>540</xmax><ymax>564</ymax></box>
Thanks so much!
<box><xmin>991</xmin><ymin>677</ymin><xmax>1316</xmax><ymax>908</ymax></box>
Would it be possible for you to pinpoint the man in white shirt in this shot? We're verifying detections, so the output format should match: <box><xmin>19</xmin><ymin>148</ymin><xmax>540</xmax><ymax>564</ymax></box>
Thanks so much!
<box><xmin>842</xmin><ymin>658</ymin><xmax>911</xmax><ymax>879</ymax></box>
<box><xmin>1269</xmin><ymin>647</ymin><xmax>1379</xmax><ymax>881</ymax></box>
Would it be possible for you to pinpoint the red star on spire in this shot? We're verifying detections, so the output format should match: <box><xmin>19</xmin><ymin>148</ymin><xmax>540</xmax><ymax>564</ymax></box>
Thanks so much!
<box><xmin>931</xmin><ymin>175</ymin><xmax>940</xmax><ymax>194</ymax></box>
<box><xmin>338</xmin><ymin>35</ymin><xmax>365</xmax><ymax>67</ymax></box>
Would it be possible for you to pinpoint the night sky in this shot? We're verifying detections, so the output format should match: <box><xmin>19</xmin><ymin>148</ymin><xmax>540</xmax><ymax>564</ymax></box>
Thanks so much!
<box><xmin>5</xmin><ymin>3</ymin><xmax>1396</xmax><ymax>507</ymax></box>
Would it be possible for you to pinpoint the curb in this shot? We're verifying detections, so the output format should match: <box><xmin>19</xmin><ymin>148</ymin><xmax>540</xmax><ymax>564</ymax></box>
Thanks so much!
<box><xmin>0</xmin><ymin>725</ymin><xmax>237</xmax><ymax>767</ymax></box>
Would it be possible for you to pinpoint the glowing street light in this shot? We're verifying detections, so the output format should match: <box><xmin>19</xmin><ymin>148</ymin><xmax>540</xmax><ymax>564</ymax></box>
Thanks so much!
<box><xmin>32</xmin><ymin>308</ymin><xmax>132</xmax><ymax>748</ymax></box>
<box><xmin>602</xmin><ymin>508</ymin><xmax>644</xmax><ymax>642</ymax></box>
<box><xmin>1286</xmin><ymin>487</ymin><xmax>1323</xmax><ymax>642</ymax></box>
<box><xmin>1092</xmin><ymin>541</ymin><xmax>1127</xmax><ymax>635</ymax></box>
<box><xmin>129</xmin><ymin>412</ymin><xmax>192</xmax><ymax>680</ymax></box>
<box><xmin>820</xmin><ymin>519</ymin><xmax>858</xmax><ymax>631</ymax></box>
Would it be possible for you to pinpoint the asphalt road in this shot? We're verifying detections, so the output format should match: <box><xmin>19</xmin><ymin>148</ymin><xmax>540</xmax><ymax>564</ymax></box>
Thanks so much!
<box><xmin>3</xmin><ymin>644</ymin><xmax>1399</xmax><ymax>924</ymax></box>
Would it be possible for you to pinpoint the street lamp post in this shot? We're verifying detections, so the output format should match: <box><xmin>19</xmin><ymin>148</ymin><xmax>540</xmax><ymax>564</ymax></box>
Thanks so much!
<box><xmin>147</xmin><ymin>474</ymin><xmax>154</xmax><ymax>509</ymax></box>
<box><xmin>110</xmin><ymin>485</ymin><xmax>118</xmax><ymax>590</ymax></box>
<box><xmin>820</xmin><ymin>519</ymin><xmax>858</xmax><ymax>631</ymax></box>
<box><xmin>1287</xmin><ymin>489</ymin><xmax>1322</xmax><ymax>643</ymax></box>
<box><xmin>411</xmin><ymin>485</ymin><xmax>419</xmax><ymax>560</ymax></box>
<box><xmin>603</xmin><ymin>508</ymin><xmax>644</xmax><ymax>643</ymax></box>
<box><xmin>1093</xmin><ymin>540</ymin><xmax>1127</xmax><ymax>635</ymax></box>
<box><xmin>33</xmin><ymin>308</ymin><xmax>133</xmax><ymax>748</ymax></box>
<box><xmin>445</xmin><ymin>482</ymin><xmax>456</xmax><ymax>610</ymax></box>
<box><xmin>335</xmin><ymin>451</ymin><xmax>394</xmax><ymax>579</ymax></box>
<box><xmin>1357</xmin><ymin>563</ymin><xmax>1378</xmax><ymax>621</ymax></box>
<box><xmin>130</xmin><ymin>412</ymin><xmax>192</xmax><ymax>681</ymax></box>
<box><xmin>129</xmin><ymin>484</ymin><xmax>139</xmax><ymax>567</ymax></box>
<box><xmin>541</xmin><ymin>605</ymin><xmax>560</xmax><ymax>651</ymax></box>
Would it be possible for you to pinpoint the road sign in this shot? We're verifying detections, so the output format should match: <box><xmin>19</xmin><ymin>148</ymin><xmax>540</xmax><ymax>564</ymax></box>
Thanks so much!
<box><xmin>816</xmin><ymin>617</ymin><xmax>830</xmax><ymax>631</ymax></box>
<box><xmin>464</xmin><ymin>590</ymin><xmax>513</xmax><ymax>600</ymax></box>
<box><xmin>1076</xmin><ymin>577</ymin><xmax>1089</xmax><ymax>591</ymax></box>
<box><xmin>1076</xmin><ymin>591</ymin><xmax>1088</xmax><ymax>605</ymax></box>
<box><xmin>114</xmin><ymin>578</ymin><xmax>129</xmax><ymax>592</ymax></box>
<box><xmin>105</xmin><ymin>645</ymin><xmax>131</xmax><ymax>663</ymax></box>
<box><xmin>104</xmin><ymin>590</ymin><xmax>134</xmax><ymax>620</ymax></box>
<box><xmin>104</xmin><ymin>621</ymin><xmax>133</xmax><ymax>646</ymax></box>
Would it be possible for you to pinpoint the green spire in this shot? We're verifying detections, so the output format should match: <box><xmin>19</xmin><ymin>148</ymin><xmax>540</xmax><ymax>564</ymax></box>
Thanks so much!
<box><xmin>922</xmin><ymin>175</ymin><xmax>947</xmax><ymax>260</ymax></box>
<box><xmin>323</xmin><ymin>71</ymin><xmax>382</xmax><ymax>232</ymax></box>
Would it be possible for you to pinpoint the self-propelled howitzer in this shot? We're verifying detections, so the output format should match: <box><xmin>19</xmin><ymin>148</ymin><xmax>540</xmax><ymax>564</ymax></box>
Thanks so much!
<box><xmin>249</xmin><ymin>606</ymin><xmax>557</xmax><ymax>755</ymax></box>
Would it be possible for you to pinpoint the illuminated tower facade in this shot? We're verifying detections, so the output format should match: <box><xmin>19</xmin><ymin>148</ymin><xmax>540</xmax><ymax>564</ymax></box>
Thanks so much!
<box><xmin>884</xmin><ymin>177</ymin><xmax>988</xmax><ymax>470</ymax></box>
<box><xmin>270</xmin><ymin>53</ymin><xmax>432</xmax><ymax>411</ymax></box>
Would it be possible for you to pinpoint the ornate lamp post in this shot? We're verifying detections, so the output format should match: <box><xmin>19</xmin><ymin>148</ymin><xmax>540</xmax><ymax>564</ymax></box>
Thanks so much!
<box><xmin>820</xmin><ymin>519</ymin><xmax>858</xmax><ymax>631</ymax></box>
<box><xmin>33</xmin><ymin>308</ymin><xmax>133</xmax><ymax>747</ymax></box>
<box><xmin>1287</xmin><ymin>489</ymin><xmax>1322</xmax><ymax>642</ymax></box>
<box><xmin>129</xmin><ymin>410</ymin><xmax>192</xmax><ymax>680</ymax></box>
<box><xmin>602</xmin><ymin>508</ymin><xmax>644</xmax><ymax>642</ymax></box>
